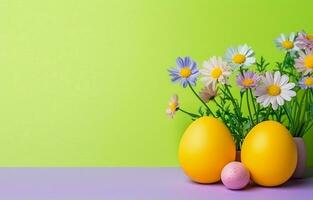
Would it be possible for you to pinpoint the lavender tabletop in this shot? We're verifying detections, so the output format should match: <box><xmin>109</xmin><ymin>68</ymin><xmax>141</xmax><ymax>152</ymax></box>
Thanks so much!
<box><xmin>0</xmin><ymin>168</ymin><xmax>312</xmax><ymax>200</ymax></box>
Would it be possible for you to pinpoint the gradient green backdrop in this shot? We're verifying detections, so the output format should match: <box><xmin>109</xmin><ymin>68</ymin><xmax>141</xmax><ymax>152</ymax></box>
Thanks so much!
<box><xmin>0</xmin><ymin>0</ymin><xmax>312</xmax><ymax>166</ymax></box>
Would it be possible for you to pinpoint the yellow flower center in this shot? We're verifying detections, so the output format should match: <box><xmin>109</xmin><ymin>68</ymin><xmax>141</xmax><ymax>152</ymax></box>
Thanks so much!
<box><xmin>267</xmin><ymin>84</ymin><xmax>281</xmax><ymax>96</ymax></box>
<box><xmin>180</xmin><ymin>67</ymin><xmax>192</xmax><ymax>78</ymax></box>
<box><xmin>281</xmin><ymin>40</ymin><xmax>294</xmax><ymax>49</ymax></box>
<box><xmin>307</xmin><ymin>34</ymin><xmax>313</xmax><ymax>40</ymax></box>
<box><xmin>304</xmin><ymin>55</ymin><xmax>313</xmax><ymax>69</ymax></box>
<box><xmin>232</xmin><ymin>54</ymin><xmax>246</xmax><ymax>64</ymax></box>
<box><xmin>242</xmin><ymin>78</ymin><xmax>255</xmax><ymax>87</ymax></box>
<box><xmin>169</xmin><ymin>102</ymin><xmax>177</xmax><ymax>112</ymax></box>
<box><xmin>210</xmin><ymin>67</ymin><xmax>222</xmax><ymax>79</ymax></box>
<box><xmin>304</xmin><ymin>77</ymin><xmax>313</xmax><ymax>86</ymax></box>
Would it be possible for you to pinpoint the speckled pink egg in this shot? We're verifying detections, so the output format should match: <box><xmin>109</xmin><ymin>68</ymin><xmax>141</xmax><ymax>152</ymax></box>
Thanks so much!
<box><xmin>221</xmin><ymin>162</ymin><xmax>250</xmax><ymax>190</ymax></box>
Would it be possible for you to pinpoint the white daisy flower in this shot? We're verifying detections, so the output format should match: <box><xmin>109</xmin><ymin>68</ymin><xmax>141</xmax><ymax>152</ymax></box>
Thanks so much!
<box><xmin>274</xmin><ymin>33</ymin><xmax>299</xmax><ymax>52</ymax></box>
<box><xmin>255</xmin><ymin>71</ymin><xmax>296</xmax><ymax>110</ymax></box>
<box><xmin>225</xmin><ymin>44</ymin><xmax>256</xmax><ymax>68</ymax></box>
<box><xmin>200</xmin><ymin>56</ymin><xmax>231</xmax><ymax>88</ymax></box>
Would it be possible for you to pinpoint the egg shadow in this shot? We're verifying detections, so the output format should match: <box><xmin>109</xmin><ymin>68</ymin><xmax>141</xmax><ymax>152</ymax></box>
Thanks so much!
<box><xmin>282</xmin><ymin>169</ymin><xmax>313</xmax><ymax>189</ymax></box>
<box><xmin>186</xmin><ymin>178</ymin><xmax>259</xmax><ymax>191</ymax></box>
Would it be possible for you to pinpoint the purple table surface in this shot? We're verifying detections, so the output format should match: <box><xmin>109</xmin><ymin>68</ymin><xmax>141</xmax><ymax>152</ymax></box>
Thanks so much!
<box><xmin>0</xmin><ymin>168</ymin><xmax>312</xmax><ymax>200</ymax></box>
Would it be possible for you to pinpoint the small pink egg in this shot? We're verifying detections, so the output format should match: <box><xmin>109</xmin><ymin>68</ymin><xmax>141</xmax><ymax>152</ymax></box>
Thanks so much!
<box><xmin>221</xmin><ymin>161</ymin><xmax>250</xmax><ymax>190</ymax></box>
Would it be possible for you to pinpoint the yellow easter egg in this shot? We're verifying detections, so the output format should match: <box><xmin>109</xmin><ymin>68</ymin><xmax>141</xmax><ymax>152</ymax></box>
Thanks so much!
<box><xmin>179</xmin><ymin>116</ymin><xmax>236</xmax><ymax>184</ymax></box>
<box><xmin>241</xmin><ymin>121</ymin><xmax>297</xmax><ymax>187</ymax></box>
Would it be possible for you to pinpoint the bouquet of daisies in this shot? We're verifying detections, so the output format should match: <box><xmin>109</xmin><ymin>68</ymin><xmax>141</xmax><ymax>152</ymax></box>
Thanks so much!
<box><xmin>166</xmin><ymin>31</ymin><xmax>313</xmax><ymax>150</ymax></box>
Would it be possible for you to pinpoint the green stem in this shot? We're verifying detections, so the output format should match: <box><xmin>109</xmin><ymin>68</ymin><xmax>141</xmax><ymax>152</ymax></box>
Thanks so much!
<box><xmin>299</xmin><ymin>89</ymin><xmax>312</xmax><ymax>136</ymax></box>
<box><xmin>213</xmin><ymin>99</ymin><xmax>224</xmax><ymax>110</ymax></box>
<box><xmin>239</xmin><ymin>92</ymin><xmax>244</xmax><ymax>111</ymax></box>
<box><xmin>224</xmin><ymin>85</ymin><xmax>240</xmax><ymax>115</ymax></box>
<box><xmin>265</xmin><ymin>107</ymin><xmax>271</xmax><ymax>120</ymax></box>
<box><xmin>178</xmin><ymin>108</ymin><xmax>200</xmax><ymax>118</ymax></box>
<box><xmin>282</xmin><ymin>52</ymin><xmax>288</xmax><ymax>68</ymax></box>
<box><xmin>249</xmin><ymin>89</ymin><xmax>258</xmax><ymax>123</ymax></box>
<box><xmin>283</xmin><ymin>105</ymin><xmax>294</xmax><ymax>133</ymax></box>
<box><xmin>224</xmin><ymin>84</ymin><xmax>244</xmax><ymax>142</ymax></box>
<box><xmin>239</xmin><ymin>67</ymin><xmax>244</xmax><ymax>76</ymax></box>
<box><xmin>279</xmin><ymin>108</ymin><xmax>283</xmax><ymax>122</ymax></box>
<box><xmin>298</xmin><ymin>122</ymin><xmax>306</xmax><ymax>137</ymax></box>
<box><xmin>246</xmin><ymin>90</ymin><xmax>254</xmax><ymax>126</ymax></box>
<box><xmin>187</xmin><ymin>82</ymin><xmax>216</xmax><ymax>117</ymax></box>
<box><xmin>304</xmin><ymin>121</ymin><xmax>313</xmax><ymax>136</ymax></box>
<box><xmin>296</xmin><ymin>91</ymin><xmax>307</xmax><ymax>127</ymax></box>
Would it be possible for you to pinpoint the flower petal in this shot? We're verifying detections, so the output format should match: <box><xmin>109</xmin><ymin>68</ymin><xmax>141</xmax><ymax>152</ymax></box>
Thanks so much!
<box><xmin>273</xmin><ymin>71</ymin><xmax>281</xmax><ymax>85</ymax></box>
<box><xmin>184</xmin><ymin>57</ymin><xmax>191</xmax><ymax>67</ymax></box>
<box><xmin>176</xmin><ymin>57</ymin><xmax>184</xmax><ymax>68</ymax></box>
<box><xmin>281</xmin><ymin>83</ymin><xmax>295</xmax><ymax>90</ymax></box>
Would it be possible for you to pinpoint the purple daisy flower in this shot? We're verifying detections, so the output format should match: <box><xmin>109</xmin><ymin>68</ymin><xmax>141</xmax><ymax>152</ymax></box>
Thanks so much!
<box><xmin>168</xmin><ymin>56</ymin><xmax>199</xmax><ymax>88</ymax></box>
<box><xmin>296</xmin><ymin>32</ymin><xmax>313</xmax><ymax>50</ymax></box>
<box><xmin>299</xmin><ymin>76</ymin><xmax>313</xmax><ymax>89</ymax></box>
<box><xmin>236</xmin><ymin>71</ymin><xmax>260</xmax><ymax>90</ymax></box>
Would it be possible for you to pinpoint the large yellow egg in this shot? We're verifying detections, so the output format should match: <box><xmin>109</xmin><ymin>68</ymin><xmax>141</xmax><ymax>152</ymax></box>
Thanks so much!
<box><xmin>241</xmin><ymin>121</ymin><xmax>297</xmax><ymax>187</ymax></box>
<box><xmin>179</xmin><ymin>116</ymin><xmax>236</xmax><ymax>183</ymax></box>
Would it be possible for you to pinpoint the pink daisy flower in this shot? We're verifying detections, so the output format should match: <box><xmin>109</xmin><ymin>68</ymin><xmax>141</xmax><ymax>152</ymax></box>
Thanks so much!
<box><xmin>296</xmin><ymin>32</ymin><xmax>313</xmax><ymax>50</ymax></box>
<box><xmin>236</xmin><ymin>72</ymin><xmax>260</xmax><ymax>90</ymax></box>
<box><xmin>166</xmin><ymin>95</ymin><xmax>179</xmax><ymax>118</ymax></box>
<box><xmin>299</xmin><ymin>76</ymin><xmax>313</xmax><ymax>89</ymax></box>
<box><xmin>295</xmin><ymin>49</ymin><xmax>313</xmax><ymax>75</ymax></box>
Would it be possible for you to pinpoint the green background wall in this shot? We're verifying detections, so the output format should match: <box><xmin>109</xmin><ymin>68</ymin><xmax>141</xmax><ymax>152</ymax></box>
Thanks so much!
<box><xmin>0</xmin><ymin>0</ymin><xmax>312</xmax><ymax>166</ymax></box>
